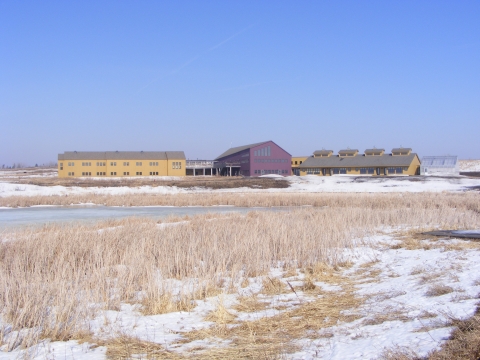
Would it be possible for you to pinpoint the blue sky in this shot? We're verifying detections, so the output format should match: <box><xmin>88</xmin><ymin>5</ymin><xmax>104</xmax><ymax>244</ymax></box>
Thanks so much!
<box><xmin>1</xmin><ymin>1</ymin><xmax>479</xmax><ymax>165</ymax></box>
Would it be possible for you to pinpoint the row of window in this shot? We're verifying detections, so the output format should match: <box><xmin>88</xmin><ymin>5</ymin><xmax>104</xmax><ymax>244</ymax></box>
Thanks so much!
<box><xmin>254</xmin><ymin>169</ymin><xmax>289</xmax><ymax>175</ymax></box>
<box><xmin>303</xmin><ymin>167</ymin><xmax>409</xmax><ymax>175</ymax></box>
<box><xmin>254</xmin><ymin>146</ymin><xmax>271</xmax><ymax>157</ymax></box>
<box><xmin>254</xmin><ymin>159</ymin><xmax>288</xmax><ymax>163</ymax></box>
<box><xmin>64</xmin><ymin>161</ymin><xmax>178</xmax><ymax>167</ymax></box>
<box><xmin>292</xmin><ymin>160</ymin><xmax>303</xmax><ymax>165</ymax></box>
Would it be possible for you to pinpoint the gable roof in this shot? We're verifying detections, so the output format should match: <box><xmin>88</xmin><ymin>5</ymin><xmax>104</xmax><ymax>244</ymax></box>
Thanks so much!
<box><xmin>313</xmin><ymin>150</ymin><xmax>333</xmax><ymax>156</ymax></box>
<box><xmin>299</xmin><ymin>153</ymin><xmax>419</xmax><ymax>168</ymax></box>
<box><xmin>58</xmin><ymin>151</ymin><xmax>185</xmax><ymax>161</ymax></box>
<box><xmin>214</xmin><ymin>141</ymin><xmax>270</xmax><ymax>160</ymax></box>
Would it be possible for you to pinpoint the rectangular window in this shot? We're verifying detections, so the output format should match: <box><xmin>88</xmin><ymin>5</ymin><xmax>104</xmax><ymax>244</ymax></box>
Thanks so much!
<box><xmin>267</xmin><ymin>146</ymin><xmax>271</xmax><ymax>156</ymax></box>
<box><xmin>111</xmin><ymin>172</ymin><xmax>117</xmax><ymax>176</ymax></box>
<box><xmin>123</xmin><ymin>162</ymin><xmax>129</xmax><ymax>166</ymax></box>
<box><xmin>136</xmin><ymin>172</ymin><xmax>142</xmax><ymax>175</ymax></box>
<box><xmin>136</xmin><ymin>162</ymin><xmax>142</xmax><ymax>166</ymax></box>
<box><xmin>110</xmin><ymin>162</ymin><xmax>117</xmax><ymax>166</ymax></box>
<box><xmin>123</xmin><ymin>172</ymin><xmax>130</xmax><ymax>175</ymax></box>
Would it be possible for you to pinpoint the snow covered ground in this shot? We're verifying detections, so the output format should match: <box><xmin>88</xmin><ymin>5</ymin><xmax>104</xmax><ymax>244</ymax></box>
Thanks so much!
<box><xmin>1</xmin><ymin>232</ymin><xmax>479</xmax><ymax>359</ymax></box>
<box><xmin>1</xmin><ymin>175</ymin><xmax>480</xmax><ymax>199</ymax></box>
<box><xmin>459</xmin><ymin>159</ymin><xmax>480</xmax><ymax>172</ymax></box>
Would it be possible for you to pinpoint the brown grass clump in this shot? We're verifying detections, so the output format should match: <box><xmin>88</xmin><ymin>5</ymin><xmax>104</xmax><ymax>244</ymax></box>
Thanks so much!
<box><xmin>140</xmin><ymin>291</ymin><xmax>195</xmax><ymax>316</ymax></box>
<box><xmin>100</xmin><ymin>334</ymin><xmax>182</xmax><ymax>359</ymax></box>
<box><xmin>233</xmin><ymin>295</ymin><xmax>270</xmax><ymax>313</ymax></box>
<box><xmin>261</xmin><ymin>277</ymin><xmax>288</xmax><ymax>295</ymax></box>
<box><xmin>205</xmin><ymin>297</ymin><xmax>236</xmax><ymax>325</ymax></box>
<box><xmin>425</xmin><ymin>284</ymin><xmax>454</xmax><ymax>297</ymax></box>
<box><xmin>427</xmin><ymin>309</ymin><xmax>480</xmax><ymax>359</ymax></box>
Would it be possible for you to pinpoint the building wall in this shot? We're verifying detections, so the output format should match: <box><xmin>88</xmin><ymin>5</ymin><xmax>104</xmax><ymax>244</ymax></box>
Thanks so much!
<box><xmin>291</xmin><ymin>157</ymin><xmax>308</xmax><ymax>175</ymax></box>
<box><xmin>298</xmin><ymin>155</ymin><xmax>421</xmax><ymax>176</ymax></box>
<box><xmin>250</xmin><ymin>142</ymin><xmax>291</xmax><ymax>176</ymax></box>
<box><xmin>214</xmin><ymin>141</ymin><xmax>292</xmax><ymax>177</ymax></box>
<box><xmin>58</xmin><ymin>158</ymin><xmax>186</xmax><ymax>177</ymax></box>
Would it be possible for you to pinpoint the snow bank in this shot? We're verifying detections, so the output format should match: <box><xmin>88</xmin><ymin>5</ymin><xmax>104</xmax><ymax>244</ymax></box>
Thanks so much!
<box><xmin>459</xmin><ymin>159</ymin><xmax>480</xmax><ymax>172</ymax></box>
<box><xmin>1</xmin><ymin>174</ymin><xmax>480</xmax><ymax>199</ymax></box>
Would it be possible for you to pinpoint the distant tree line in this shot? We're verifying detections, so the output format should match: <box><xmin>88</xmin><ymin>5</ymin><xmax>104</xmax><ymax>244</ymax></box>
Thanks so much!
<box><xmin>1</xmin><ymin>162</ymin><xmax>57</xmax><ymax>169</ymax></box>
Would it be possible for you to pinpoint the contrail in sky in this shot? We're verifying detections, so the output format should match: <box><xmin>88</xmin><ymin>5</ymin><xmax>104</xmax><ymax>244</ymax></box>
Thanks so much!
<box><xmin>138</xmin><ymin>24</ymin><xmax>254</xmax><ymax>92</ymax></box>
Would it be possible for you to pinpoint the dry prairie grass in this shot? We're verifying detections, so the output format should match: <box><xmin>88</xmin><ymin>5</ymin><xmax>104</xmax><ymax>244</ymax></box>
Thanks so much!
<box><xmin>181</xmin><ymin>274</ymin><xmax>361</xmax><ymax>358</ymax></box>
<box><xmin>7</xmin><ymin>175</ymin><xmax>289</xmax><ymax>190</ymax></box>
<box><xmin>0</xmin><ymin>193</ymin><xmax>479</xmax><ymax>355</ymax></box>
<box><xmin>1</xmin><ymin>191</ymin><xmax>480</xmax><ymax>212</ymax></box>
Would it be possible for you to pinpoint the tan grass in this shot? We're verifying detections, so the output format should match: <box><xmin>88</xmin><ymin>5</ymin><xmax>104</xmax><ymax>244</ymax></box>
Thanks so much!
<box><xmin>0</xmin><ymin>192</ymin><xmax>479</xmax><ymax>352</ymax></box>
<box><xmin>425</xmin><ymin>284</ymin><xmax>454</xmax><ymax>297</ymax></box>
<box><xmin>99</xmin><ymin>334</ymin><xmax>182</xmax><ymax>359</ymax></box>
<box><xmin>179</xmin><ymin>276</ymin><xmax>362</xmax><ymax>358</ymax></box>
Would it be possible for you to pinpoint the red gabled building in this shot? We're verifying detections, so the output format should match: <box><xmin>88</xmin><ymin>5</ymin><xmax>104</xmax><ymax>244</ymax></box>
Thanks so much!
<box><xmin>214</xmin><ymin>141</ymin><xmax>291</xmax><ymax>177</ymax></box>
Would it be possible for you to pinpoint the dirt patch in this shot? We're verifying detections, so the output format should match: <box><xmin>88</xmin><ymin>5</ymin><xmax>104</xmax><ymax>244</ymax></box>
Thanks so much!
<box><xmin>8</xmin><ymin>176</ymin><xmax>290</xmax><ymax>190</ymax></box>
<box><xmin>460</xmin><ymin>172</ymin><xmax>480</xmax><ymax>178</ymax></box>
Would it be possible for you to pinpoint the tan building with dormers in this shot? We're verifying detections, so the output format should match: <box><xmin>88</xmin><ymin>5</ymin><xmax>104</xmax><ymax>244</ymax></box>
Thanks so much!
<box><xmin>298</xmin><ymin>148</ymin><xmax>420</xmax><ymax>176</ymax></box>
<box><xmin>291</xmin><ymin>156</ymin><xmax>308</xmax><ymax>175</ymax></box>
<box><xmin>58</xmin><ymin>151</ymin><xmax>186</xmax><ymax>178</ymax></box>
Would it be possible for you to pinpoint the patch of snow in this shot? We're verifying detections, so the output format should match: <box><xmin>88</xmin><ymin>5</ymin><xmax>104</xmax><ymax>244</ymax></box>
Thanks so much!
<box><xmin>459</xmin><ymin>159</ymin><xmax>480</xmax><ymax>172</ymax></box>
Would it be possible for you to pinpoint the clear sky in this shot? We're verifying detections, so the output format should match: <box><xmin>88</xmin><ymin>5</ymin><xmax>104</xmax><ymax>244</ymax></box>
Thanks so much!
<box><xmin>1</xmin><ymin>1</ymin><xmax>479</xmax><ymax>165</ymax></box>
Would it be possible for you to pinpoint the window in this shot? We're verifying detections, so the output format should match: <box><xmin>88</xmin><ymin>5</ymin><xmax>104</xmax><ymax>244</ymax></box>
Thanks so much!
<box><xmin>68</xmin><ymin>162</ymin><xmax>75</xmax><ymax>166</ymax></box>
<box><xmin>136</xmin><ymin>172</ymin><xmax>142</xmax><ymax>176</ymax></box>
<box><xmin>136</xmin><ymin>162</ymin><xmax>142</xmax><ymax>166</ymax></box>
<box><xmin>123</xmin><ymin>162</ymin><xmax>129</xmax><ymax>166</ymax></box>
<box><xmin>123</xmin><ymin>172</ymin><xmax>129</xmax><ymax>175</ymax></box>
<box><xmin>267</xmin><ymin>146</ymin><xmax>271</xmax><ymax>156</ymax></box>
<box><xmin>172</xmin><ymin>161</ymin><xmax>182</xmax><ymax>169</ymax></box>
<box><xmin>360</xmin><ymin>168</ymin><xmax>375</xmax><ymax>174</ymax></box>
<box><xmin>59</xmin><ymin>163</ymin><xmax>63</xmax><ymax>170</ymax></box>
<box><xmin>82</xmin><ymin>162</ymin><xmax>91</xmax><ymax>166</ymax></box>
<box><xmin>300</xmin><ymin>161</ymin><xmax>303</xmax><ymax>164</ymax></box>
<box><xmin>149</xmin><ymin>172</ymin><xmax>159</xmax><ymax>175</ymax></box>
<box><xmin>111</xmin><ymin>172</ymin><xmax>117</xmax><ymax>176</ymax></box>
<box><xmin>68</xmin><ymin>172</ymin><xmax>73</xmax><ymax>176</ymax></box>
<box><xmin>96</xmin><ymin>162</ymin><xmax>105</xmax><ymax>166</ymax></box>
<box><xmin>110</xmin><ymin>162</ymin><xmax>116</xmax><ymax>166</ymax></box>
<box><xmin>149</xmin><ymin>162</ymin><xmax>159</xmax><ymax>166</ymax></box>
<box><xmin>81</xmin><ymin>172</ymin><xmax>92</xmax><ymax>176</ymax></box>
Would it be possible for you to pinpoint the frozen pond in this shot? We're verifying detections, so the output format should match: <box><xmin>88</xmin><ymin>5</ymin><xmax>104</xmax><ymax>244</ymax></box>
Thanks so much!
<box><xmin>0</xmin><ymin>205</ymin><xmax>284</xmax><ymax>228</ymax></box>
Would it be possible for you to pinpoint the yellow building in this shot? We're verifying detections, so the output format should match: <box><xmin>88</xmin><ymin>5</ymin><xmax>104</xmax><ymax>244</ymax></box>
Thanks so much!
<box><xmin>291</xmin><ymin>156</ymin><xmax>308</xmax><ymax>175</ymax></box>
<box><xmin>298</xmin><ymin>148</ymin><xmax>420</xmax><ymax>176</ymax></box>
<box><xmin>58</xmin><ymin>151</ymin><xmax>186</xmax><ymax>178</ymax></box>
